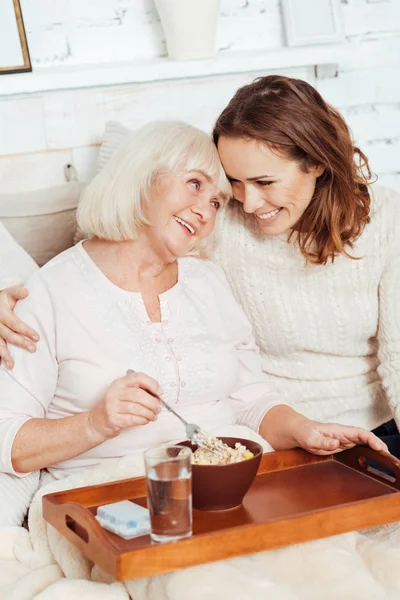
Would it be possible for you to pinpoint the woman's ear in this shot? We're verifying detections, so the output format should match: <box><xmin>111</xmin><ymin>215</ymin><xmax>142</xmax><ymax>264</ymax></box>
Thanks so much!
<box><xmin>313</xmin><ymin>164</ymin><xmax>325</xmax><ymax>178</ymax></box>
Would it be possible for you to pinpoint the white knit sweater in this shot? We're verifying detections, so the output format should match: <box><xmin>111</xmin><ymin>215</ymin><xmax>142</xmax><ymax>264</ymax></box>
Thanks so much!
<box><xmin>215</xmin><ymin>184</ymin><xmax>400</xmax><ymax>431</ymax></box>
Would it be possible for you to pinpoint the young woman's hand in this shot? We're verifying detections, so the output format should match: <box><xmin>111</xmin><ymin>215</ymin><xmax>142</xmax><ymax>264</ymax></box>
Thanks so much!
<box><xmin>261</xmin><ymin>405</ymin><xmax>388</xmax><ymax>455</ymax></box>
<box><xmin>292</xmin><ymin>416</ymin><xmax>388</xmax><ymax>455</ymax></box>
<box><xmin>86</xmin><ymin>371</ymin><xmax>163</xmax><ymax>442</ymax></box>
<box><xmin>0</xmin><ymin>286</ymin><xmax>39</xmax><ymax>369</ymax></box>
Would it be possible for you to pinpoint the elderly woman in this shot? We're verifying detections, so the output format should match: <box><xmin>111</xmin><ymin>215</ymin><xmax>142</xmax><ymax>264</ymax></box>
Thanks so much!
<box><xmin>0</xmin><ymin>120</ymin><xmax>385</xmax><ymax>484</ymax></box>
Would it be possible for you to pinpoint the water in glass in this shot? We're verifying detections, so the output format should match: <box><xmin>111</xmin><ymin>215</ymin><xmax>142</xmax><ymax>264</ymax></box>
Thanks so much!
<box><xmin>144</xmin><ymin>445</ymin><xmax>192</xmax><ymax>543</ymax></box>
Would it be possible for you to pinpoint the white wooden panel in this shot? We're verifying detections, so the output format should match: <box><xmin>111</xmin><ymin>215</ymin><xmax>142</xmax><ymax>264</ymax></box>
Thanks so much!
<box><xmin>1</xmin><ymin>0</ymin><xmax>398</xmax><ymax>194</ymax></box>
<box><xmin>18</xmin><ymin>0</ymin><xmax>400</xmax><ymax>70</ymax></box>
<box><xmin>26</xmin><ymin>28</ymin><xmax>70</xmax><ymax>66</ymax></box>
<box><xmin>21</xmin><ymin>0</ymin><xmax>71</xmax><ymax>29</ymax></box>
<box><xmin>343</xmin><ymin>104</ymin><xmax>400</xmax><ymax>144</ymax></box>
<box><xmin>364</xmin><ymin>138</ymin><xmax>400</xmax><ymax>174</ymax></box>
<box><xmin>0</xmin><ymin>149</ymin><xmax>72</xmax><ymax>193</ymax></box>
<box><xmin>218</xmin><ymin>1</ymin><xmax>282</xmax><ymax>51</ymax></box>
<box><xmin>337</xmin><ymin>37</ymin><xmax>400</xmax><ymax>71</ymax></box>
<box><xmin>316</xmin><ymin>64</ymin><xmax>400</xmax><ymax>107</ymax></box>
<box><xmin>343</xmin><ymin>0</ymin><xmax>400</xmax><ymax>38</ymax></box>
<box><xmin>0</xmin><ymin>97</ymin><xmax>46</xmax><ymax>155</ymax></box>
<box><xmin>43</xmin><ymin>66</ymin><xmax>311</xmax><ymax>151</ymax></box>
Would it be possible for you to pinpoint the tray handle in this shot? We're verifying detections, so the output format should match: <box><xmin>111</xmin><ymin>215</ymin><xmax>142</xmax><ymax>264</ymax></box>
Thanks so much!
<box><xmin>336</xmin><ymin>446</ymin><xmax>400</xmax><ymax>489</ymax></box>
<box><xmin>56</xmin><ymin>501</ymin><xmax>118</xmax><ymax>554</ymax></box>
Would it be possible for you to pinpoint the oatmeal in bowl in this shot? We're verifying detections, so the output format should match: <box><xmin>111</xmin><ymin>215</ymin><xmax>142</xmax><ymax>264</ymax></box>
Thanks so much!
<box><xmin>192</xmin><ymin>440</ymin><xmax>255</xmax><ymax>465</ymax></box>
<box><xmin>179</xmin><ymin>437</ymin><xmax>263</xmax><ymax>511</ymax></box>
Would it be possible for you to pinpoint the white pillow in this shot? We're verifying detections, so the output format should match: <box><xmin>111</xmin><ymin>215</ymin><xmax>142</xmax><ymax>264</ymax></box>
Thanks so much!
<box><xmin>0</xmin><ymin>181</ymin><xmax>85</xmax><ymax>267</ymax></box>
<box><xmin>96</xmin><ymin>121</ymin><xmax>132</xmax><ymax>173</ymax></box>
<box><xmin>0</xmin><ymin>471</ymin><xmax>40</xmax><ymax>526</ymax></box>
<box><xmin>0</xmin><ymin>222</ymin><xmax>38</xmax><ymax>289</ymax></box>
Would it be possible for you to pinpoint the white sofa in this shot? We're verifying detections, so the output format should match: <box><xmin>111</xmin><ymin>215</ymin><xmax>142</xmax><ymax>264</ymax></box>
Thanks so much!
<box><xmin>0</xmin><ymin>122</ymin><xmax>132</xmax><ymax>289</ymax></box>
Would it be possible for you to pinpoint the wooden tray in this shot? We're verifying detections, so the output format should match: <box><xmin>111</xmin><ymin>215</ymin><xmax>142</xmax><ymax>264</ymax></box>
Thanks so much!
<box><xmin>42</xmin><ymin>446</ymin><xmax>400</xmax><ymax>581</ymax></box>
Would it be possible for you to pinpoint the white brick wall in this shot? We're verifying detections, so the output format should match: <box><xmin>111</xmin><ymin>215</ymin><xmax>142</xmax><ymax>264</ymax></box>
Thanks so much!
<box><xmin>0</xmin><ymin>0</ymin><xmax>399</xmax><ymax>193</ymax></box>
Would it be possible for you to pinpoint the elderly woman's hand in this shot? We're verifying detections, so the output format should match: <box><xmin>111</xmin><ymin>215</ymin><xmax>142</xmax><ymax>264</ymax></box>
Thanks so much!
<box><xmin>87</xmin><ymin>371</ymin><xmax>162</xmax><ymax>442</ymax></box>
<box><xmin>0</xmin><ymin>286</ymin><xmax>40</xmax><ymax>369</ymax></box>
<box><xmin>293</xmin><ymin>416</ymin><xmax>388</xmax><ymax>456</ymax></box>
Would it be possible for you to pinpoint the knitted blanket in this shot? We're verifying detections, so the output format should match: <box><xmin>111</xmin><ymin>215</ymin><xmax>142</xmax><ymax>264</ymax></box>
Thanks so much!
<box><xmin>2</xmin><ymin>429</ymin><xmax>400</xmax><ymax>600</ymax></box>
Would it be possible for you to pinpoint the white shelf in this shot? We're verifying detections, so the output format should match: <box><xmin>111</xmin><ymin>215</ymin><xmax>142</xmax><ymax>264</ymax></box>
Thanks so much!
<box><xmin>0</xmin><ymin>43</ymin><xmax>349</xmax><ymax>97</ymax></box>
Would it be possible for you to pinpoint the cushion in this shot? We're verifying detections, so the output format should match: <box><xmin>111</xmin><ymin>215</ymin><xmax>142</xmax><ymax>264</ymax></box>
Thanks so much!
<box><xmin>0</xmin><ymin>222</ymin><xmax>38</xmax><ymax>289</ymax></box>
<box><xmin>0</xmin><ymin>471</ymin><xmax>40</xmax><ymax>526</ymax></box>
<box><xmin>96</xmin><ymin>121</ymin><xmax>132</xmax><ymax>173</ymax></box>
<box><xmin>0</xmin><ymin>181</ymin><xmax>85</xmax><ymax>267</ymax></box>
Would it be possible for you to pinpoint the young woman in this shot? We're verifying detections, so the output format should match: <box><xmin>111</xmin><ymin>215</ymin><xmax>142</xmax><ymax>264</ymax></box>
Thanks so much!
<box><xmin>212</xmin><ymin>75</ymin><xmax>400</xmax><ymax>453</ymax></box>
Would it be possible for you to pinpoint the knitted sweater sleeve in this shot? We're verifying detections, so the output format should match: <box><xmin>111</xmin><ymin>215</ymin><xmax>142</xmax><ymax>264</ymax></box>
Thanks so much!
<box><xmin>229</xmin><ymin>332</ymin><xmax>284</xmax><ymax>432</ymax></box>
<box><xmin>377</xmin><ymin>189</ymin><xmax>400</xmax><ymax>426</ymax></box>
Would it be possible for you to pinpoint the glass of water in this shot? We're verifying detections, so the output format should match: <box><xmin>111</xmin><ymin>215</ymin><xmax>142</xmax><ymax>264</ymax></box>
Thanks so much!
<box><xmin>144</xmin><ymin>445</ymin><xmax>192</xmax><ymax>543</ymax></box>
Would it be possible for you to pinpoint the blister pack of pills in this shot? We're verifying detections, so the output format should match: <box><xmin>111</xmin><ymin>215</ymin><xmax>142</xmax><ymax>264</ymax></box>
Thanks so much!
<box><xmin>96</xmin><ymin>500</ymin><xmax>151</xmax><ymax>539</ymax></box>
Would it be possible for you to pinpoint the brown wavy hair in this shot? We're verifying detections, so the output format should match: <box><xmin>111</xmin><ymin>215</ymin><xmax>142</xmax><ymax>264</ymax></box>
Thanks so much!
<box><xmin>213</xmin><ymin>75</ymin><xmax>373</xmax><ymax>264</ymax></box>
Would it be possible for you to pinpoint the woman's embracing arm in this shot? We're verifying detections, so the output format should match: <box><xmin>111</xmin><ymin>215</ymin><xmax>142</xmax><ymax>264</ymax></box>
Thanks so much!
<box><xmin>0</xmin><ymin>285</ymin><xmax>40</xmax><ymax>369</ymax></box>
<box><xmin>0</xmin><ymin>223</ymin><xmax>40</xmax><ymax>367</ymax></box>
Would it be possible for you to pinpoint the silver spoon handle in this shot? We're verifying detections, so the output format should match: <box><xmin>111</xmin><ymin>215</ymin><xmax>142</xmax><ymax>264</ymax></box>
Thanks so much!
<box><xmin>157</xmin><ymin>395</ymin><xmax>189</xmax><ymax>427</ymax></box>
<box><xmin>126</xmin><ymin>369</ymin><xmax>189</xmax><ymax>428</ymax></box>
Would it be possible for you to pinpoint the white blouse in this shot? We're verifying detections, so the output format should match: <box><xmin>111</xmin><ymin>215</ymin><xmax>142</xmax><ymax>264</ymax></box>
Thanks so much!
<box><xmin>0</xmin><ymin>242</ymin><xmax>277</xmax><ymax>479</ymax></box>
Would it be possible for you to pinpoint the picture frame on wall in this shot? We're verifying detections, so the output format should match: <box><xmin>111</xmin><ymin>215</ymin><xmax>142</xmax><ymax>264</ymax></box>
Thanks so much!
<box><xmin>0</xmin><ymin>0</ymin><xmax>31</xmax><ymax>75</ymax></box>
<box><xmin>281</xmin><ymin>0</ymin><xmax>344</xmax><ymax>47</ymax></box>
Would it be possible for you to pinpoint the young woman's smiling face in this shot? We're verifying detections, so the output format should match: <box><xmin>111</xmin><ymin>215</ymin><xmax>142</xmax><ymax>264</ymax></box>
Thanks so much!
<box><xmin>217</xmin><ymin>137</ymin><xmax>323</xmax><ymax>236</ymax></box>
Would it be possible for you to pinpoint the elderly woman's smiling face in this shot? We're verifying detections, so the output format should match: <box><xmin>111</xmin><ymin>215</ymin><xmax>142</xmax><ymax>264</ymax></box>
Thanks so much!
<box><xmin>145</xmin><ymin>167</ymin><xmax>226</xmax><ymax>257</ymax></box>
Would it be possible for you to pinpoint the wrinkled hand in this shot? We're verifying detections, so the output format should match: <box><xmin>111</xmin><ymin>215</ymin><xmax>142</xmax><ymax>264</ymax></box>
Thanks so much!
<box><xmin>293</xmin><ymin>416</ymin><xmax>388</xmax><ymax>455</ymax></box>
<box><xmin>0</xmin><ymin>286</ymin><xmax>39</xmax><ymax>369</ymax></box>
<box><xmin>86</xmin><ymin>371</ymin><xmax>162</xmax><ymax>443</ymax></box>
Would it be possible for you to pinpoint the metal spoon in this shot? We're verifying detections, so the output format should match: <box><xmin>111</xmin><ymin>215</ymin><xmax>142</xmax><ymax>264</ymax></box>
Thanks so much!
<box><xmin>126</xmin><ymin>370</ymin><xmax>224</xmax><ymax>456</ymax></box>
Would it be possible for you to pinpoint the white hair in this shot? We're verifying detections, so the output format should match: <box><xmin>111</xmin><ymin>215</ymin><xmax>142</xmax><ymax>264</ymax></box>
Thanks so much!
<box><xmin>77</xmin><ymin>121</ymin><xmax>231</xmax><ymax>255</ymax></box>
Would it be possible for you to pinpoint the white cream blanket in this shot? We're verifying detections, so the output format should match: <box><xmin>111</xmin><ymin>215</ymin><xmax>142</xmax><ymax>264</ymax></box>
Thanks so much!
<box><xmin>2</xmin><ymin>427</ymin><xmax>400</xmax><ymax>600</ymax></box>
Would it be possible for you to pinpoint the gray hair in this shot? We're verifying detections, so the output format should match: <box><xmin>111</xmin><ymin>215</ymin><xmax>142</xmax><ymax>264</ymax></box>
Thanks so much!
<box><xmin>77</xmin><ymin>121</ymin><xmax>231</xmax><ymax>255</ymax></box>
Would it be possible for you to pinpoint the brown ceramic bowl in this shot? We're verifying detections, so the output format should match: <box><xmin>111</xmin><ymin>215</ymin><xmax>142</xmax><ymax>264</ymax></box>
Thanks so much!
<box><xmin>179</xmin><ymin>437</ymin><xmax>263</xmax><ymax>511</ymax></box>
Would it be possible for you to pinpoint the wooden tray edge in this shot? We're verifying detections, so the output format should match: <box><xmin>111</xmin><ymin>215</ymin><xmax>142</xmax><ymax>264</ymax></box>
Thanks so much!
<box><xmin>116</xmin><ymin>493</ymin><xmax>400</xmax><ymax>580</ymax></box>
<box><xmin>42</xmin><ymin>446</ymin><xmax>400</xmax><ymax>581</ymax></box>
